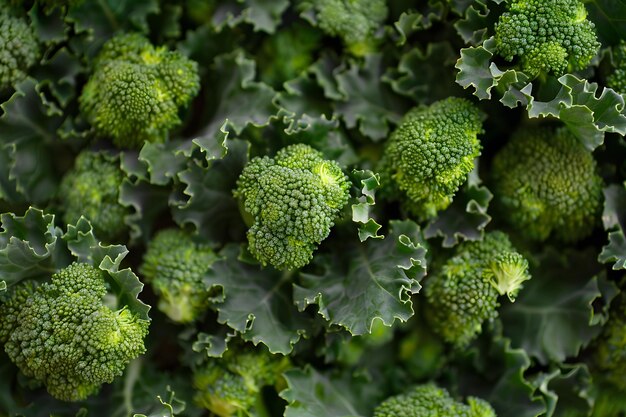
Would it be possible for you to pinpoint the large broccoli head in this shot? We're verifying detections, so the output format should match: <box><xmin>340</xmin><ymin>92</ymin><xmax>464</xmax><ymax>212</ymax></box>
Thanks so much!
<box><xmin>495</xmin><ymin>0</ymin><xmax>600</xmax><ymax>76</ymax></box>
<box><xmin>424</xmin><ymin>231</ymin><xmax>531</xmax><ymax>347</ymax></box>
<box><xmin>0</xmin><ymin>5</ymin><xmax>38</xmax><ymax>90</ymax></box>
<box><xmin>140</xmin><ymin>228</ymin><xmax>218</xmax><ymax>323</ymax></box>
<box><xmin>608</xmin><ymin>41</ymin><xmax>626</xmax><ymax>93</ymax></box>
<box><xmin>0</xmin><ymin>262</ymin><xmax>149</xmax><ymax>401</ymax></box>
<box><xmin>79</xmin><ymin>33</ymin><xmax>200</xmax><ymax>148</ymax></box>
<box><xmin>491</xmin><ymin>127</ymin><xmax>603</xmax><ymax>242</ymax></box>
<box><xmin>378</xmin><ymin>97</ymin><xmax>483</xmax><ymax>220</ymax></box>
<box><xmin>234</xmin><ymin>143</ymin><xmax>351</xmax><ymax>270</ymax></box>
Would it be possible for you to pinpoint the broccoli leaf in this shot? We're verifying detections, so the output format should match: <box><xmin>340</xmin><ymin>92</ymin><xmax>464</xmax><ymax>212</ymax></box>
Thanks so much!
<box><xmin>211</xmin><ymin>0</ymin><xmax>290</xmax><ymax>34</ymax></box>
<box><xmin>533</xmin><ymin>365</ymin><xmax>593</xmax><ymax>417</ymax></box>
<box><xmin>598</xmin><ymin>184</ymin><xmax>626</xmax><ymax>270</ymax></box>
<box><xmin>350</xmin><ymin>170</ymin><xmax>383</xmax><ymax>241</ymax></box>
<box><xmin>585</xmin><ymin>0</ymin><xmax>626</xmax><ymax>46</ymax></box>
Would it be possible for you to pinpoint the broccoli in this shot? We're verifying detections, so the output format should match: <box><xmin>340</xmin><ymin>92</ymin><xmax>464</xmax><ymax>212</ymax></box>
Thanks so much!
<box><xmin>593</xmin><ymin>295</ymin><xmax>626</xmax><ymax>391</ymax></box>
<box><xmin>424</xmin><ymin>231</ymin><xmax>531</xmax><ymax>347</ymax></box>
<box><xmin>491</xmin><ymin>127</ymin><xmax>603</xmax><ymax>242</ymax></box>
<box><xmin>608</xmin><ymin>41</ymin><xmax>626</xmax><ymax>93</ymax></box>
<box><xmin>234</xmin><ymin>143</ymin><xmax>350</xmax><ymax>270</ymax></box>
<box><xmin>378</xmin><ymin>97</ymin><xmax>483</xmax><ymax>220</ymax></box>
<box><xmin>79</xmin><ymin>33</ymin><xmax>200</xmax><ymax>148</ymax></box>
<box><xmin>140</xmin><ymin>228</ymin><xmax>218</xmax><ymax>323</ymax></box>
<box><xmin>494</xmin><ymin>0</ymin><xmax>600</xmax><ymax>76</ymax></box>
<box><xmin>0</xmin><ymin>4</ymin><xmax>38</xmax><ymax>90</ymax></box>
<box><xmin>0</xmin><ymin>262</ymin><xmax>149</xmax><ymax>401</ymax></box>
<box><xmin>59</xmin><ymin>150</ymin><xmax>130</xmax><ymax>242</ymax></box>
<box><xmin>373</xmin><ymin>384</ymin><xmax>496</xmax><ymax>417</ymax></box>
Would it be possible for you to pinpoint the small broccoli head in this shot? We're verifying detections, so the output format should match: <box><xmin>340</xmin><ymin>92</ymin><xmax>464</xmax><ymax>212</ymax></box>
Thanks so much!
<box><xmin>494</xmin><ymin>0</ymin><xmax>600</xmax><ymax>76</ymax></box>
<box><xmin>608</xmin><ymin>41</ymin><xmax>626</xmax><ymax>93</ymax></box>
<box><xmin>140</xmin><ymin>228</ymin><xmax>218</xmax><ymax>323</ymax></box>
<box><xmin>0</xmin><ymin>262</ymin><xmax>149</xmax><ymax>401</ymax></box>
<box><xmin>234</xmin><ymin>143</ymin><xmax>350</xmax><ymax>270</ymax></box>
<box><xmin>79</xmin><ymin>33</ymin><xmax>200</xmax><ymax>148</ymax></box>
<box><xmin>594</xmin><ymin>296</ymin><xmax>626</xmax><ymax>391</ymax></box>
<box><xmin>378</xmin><ymin>97</ymin><xmax>483</xmax><ymax>220</ymax></box>
<box><xmin>491</xmin><ymin>127</ymin><xmax>603</xmax><ymax>242</ymax></box>
<box><xmin>0</xmin><ymin>6</ymin><xmax>38</xmax><ymax>90</ymax></box>
<box><xmin>425</xmin><ymin>231</ymin><xmax>530</xmax><ymax>347</ymax></box>
<box><xmin>59</xmin><ymin>150</ymin><xmax>130</xmax><ymax>242</ymax></box>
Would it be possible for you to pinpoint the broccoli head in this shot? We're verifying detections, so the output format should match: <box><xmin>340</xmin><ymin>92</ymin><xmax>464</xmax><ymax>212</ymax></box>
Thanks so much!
<box><xmin>494</xmin><ymin>0</ymin><xmax>600</xmax><ymax>76</ymax></box>
<box><xmin>424</xmin><ymin>231</ymin><xmax>531</xmax><ymax>347</ymax></box>
<box><xmin>0</xmin><ymin>262</ymin><xmax>149</xmax><ymax>401</ymax></box>
<box><xmin>378</xmin><ymin>97</ymin><xmax>483</xmax><ymax>220</ymax></box>
<box><xmin>608</xmin><ymin>41</ymin><xmax>626</xmax><ymax>93</ymax></box>
<box><xmin>491</xmin><ymin>127</ymin><xmax>603</xmax><ymax>242</ymax></box>
<box><xmin>59</xmin><ymin>150</ymin><xmax>130</xmax><ymax>242</ymax></box>
<box><xmin>234</xmin><ymin>143</ymin><xmax>350</xmax><ymax>270</ymax></box>
<box><xmin>140</xmin><ymin>228</ymin><xmax>218</xmax><ymax>323</ymax></box>
<box><xmin>373</xmin><ymin>384</ymin><xmax>496</xmax><ymax>417</ymax></box>
<box><xmin>0</xmin><ymin>5</ymin><xmax>38</xmax><ymax>90</ymax></box>
<box><xmin>79</xmin><ymin>33</ymin><xmax>200</xmax><ymax>148</ymax></box>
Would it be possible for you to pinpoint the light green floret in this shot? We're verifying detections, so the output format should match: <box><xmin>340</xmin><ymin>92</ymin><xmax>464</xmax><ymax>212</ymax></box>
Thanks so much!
<box><xmin>373</xmin><ymin>384</ymin><xmax>497</xmax><ymax>417</ymax></box>
<box><xmin>424</xmin><ymin>231</ymin><xmax>531</xmax><ymax>347</ymax></box>
<box><xmin>608</xmin><ymin>41</ymin><xmax>626</xmax><ymax>93</ymax></box>
<box><xmin>491</xmin><ymin>127</ymin><xmax>603</xmax><ymax>242</ymax></box>
<box><xmin>0</xmin><ymin>5</ymin><xmax>38</xmax><ymax>90</ymax></box>
<box><xmin>79</xmin><ymin>33</ymin><xmax>200</xmax><ymax>148</ymax></box>
<box><xmin>59</xmin><ymin>150</ymin><xmax>130</xmax><ymax>242</ymax></box>
<box><xmin>140</xmin><ymin>228</ymin><xmax>217</xmax><ymax>323</ymax></box>
<box><xmin>0</xmin><ymin>263</ymin><xmax>149</xmax><ymax>402</ymax></box>
<box><xmin>378</xmin><ymin>97</ymin><xmax>483</xmax><ymax>220</ymax></box>
<box><xmin>234</xmin><ymin>144</ymin><xmax>351</xmax><ymax>270</ymax></box>
<box><xmin>494</xmin><ymin>0</ymin><xmax>600</xmax><ymax>76</ymax></box>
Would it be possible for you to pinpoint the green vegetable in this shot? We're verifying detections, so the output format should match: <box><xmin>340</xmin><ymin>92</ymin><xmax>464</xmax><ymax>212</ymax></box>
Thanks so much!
<box><xmin>608</xmin><ymin>40</ymin><xmax>626</xmax><ymax>93</ymax></box>
<box><xmin>0</xmin><ymin>4</ymin><xmax>38</xmax><ymax>90</ymax></box>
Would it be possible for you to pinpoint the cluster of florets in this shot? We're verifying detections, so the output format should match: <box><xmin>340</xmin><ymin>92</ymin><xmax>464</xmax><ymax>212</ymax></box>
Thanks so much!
<box><xmin>491</xmin><ymin>127</ymin><xmax>603</xmax><ymax>242</ymax></box>
<box><xmin>378</xmin><ymin>97</ymin><xmax>483</xmax><ymax>220</ymax></box>
<box><xmin>79</xmin><ymin>33</ymin><xmax>200</xmax><ymax>148</ymax></box>
<box><xmin>0</xmin><ymin>263</ymin><xmax>149</xmax><ymax>401</ymax></box>
<box><xmin>494</xmin><ymin>0</ymin><xmax>600</xmax><ymax>75</ymax></box>
<box><xmin>0</xmin><ymin>5</ymin><xmax>38</xmax><ymax>89</ymax></box>
<box><xmin>608</xmin><ymin>41</ymin><xmax>626</xmax><ymax>93</ymax></box>
<box><xmin>235</xmin><ymin>143</ymin><xmax>350</xmax><ymax>270</ymax></box>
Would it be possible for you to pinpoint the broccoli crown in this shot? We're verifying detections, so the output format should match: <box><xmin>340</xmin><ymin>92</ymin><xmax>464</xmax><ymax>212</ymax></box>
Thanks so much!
<box><xmin>0</xmin><ymin>5</ymin><xmax>38</xmax><ymax>90</ymax></box>
<box><xmin>234</xmin><ymin>143</ymin><xmax>350</xmax><ymax>270</ymax></box>
<box><xmin>140</xmin><ymin>228</ymin><xmax>217</xmax><ymax>323</ymax></box>
<box><xmin>0</xmin><ymin>262</ymin><xmax>149</xmax><ymax>401</ymax></box>
<box><xmin>491</xmin><ymin>127</ymin><xmax>603</xmax><ymax>242</ymax></box>
<box><xmin>59</xmin><ymin>150</ymin><xmax>129</xmax><ymax>242</ymax></box>
<box><xmin>315</xmin><ymin>0</ymin><xmax>388</xmax><ymax>56</ymax></box>
<box><xmin>425</xmin><ymin>231</ymin><xmax>530</xmax><ymax>347</ymax></box>
<box><xmin>373</xmin><ymin>384</ymin><xmax>497</xmax><ymax>417</ymax></box>
<box><xmin>494</xmin><ymin>0</ymin><xmax>600</xmax><ymax>75</ymax></box>
<box><xmin>608</xmin><ymin>41</ymin><xmax>626</xmax><ymax>93</ymax></box>
<box><xmin>79</xmin><ymin>33</ymin><xmax>200</xmax><ymax>148</ymax></box>
<box><xmin>378</xmin><ymin>97</ymin><xmax>483</xmax><ymax>220</ymax></box>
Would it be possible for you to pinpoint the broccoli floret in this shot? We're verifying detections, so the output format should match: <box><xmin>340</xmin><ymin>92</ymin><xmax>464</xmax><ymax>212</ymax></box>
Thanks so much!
<box><xmin>0</xmin><ymin>262</ymin><xmax>149</xmax><ymax>401</ymax></box>
<box><xmin>608</xmin><ymin>41</ymin><xmax>626</xmax><ymax>93</ymax></box>
<box><xmin>491</xmin><ymin>127</ymin><xmax>603</xmax><ymax>242</ymax></box>
<box><xmin>373</xmin><ymin>384</ymin><xmax>496</xmax><ymax>417</ymax></box>
<box><xmin>234</xmin><ymin>143</ymin><xmax>350</xmax><ymax>270</ymax></box>
<box><xmin>313</xmin><ymin>0</ymin><xmax>388</xmax><ymax>56</ymax></box>
<box><xmin>140</xmin><ymin>228</ymin><xmax>218</xmax><ymax>323</ymax></box>
<box><xmin>59</xmin><ymin>150</ymin><xmax>130</xmax><ymax>242</ymax></box>
<box><xmin>378</xmin><ymin>97</ymin><xmax>483</xmax><ymax>220</ymax></box>
<box><xmin>594</xmin><ymin>296</ymin><xmax>626</xmax><ymax>391</ymax></box>
<box><xmin>424</xmin><ymin>231</ymin><xmax>531</xmax><ymax>347</ymax></box>
<box><xmin>79</xmin><ymin>33</ymin><xmax>200</xmax><ymax>148</ymax></box>
<box><xmin>0</xmin><ymin>5</ymin><xmax>38</xmax><ymax>90</ymax></box>
<box><xmin>494</xmin><ymin>0</ymin><xmax>600</xmax><ymax>76</ymax></box>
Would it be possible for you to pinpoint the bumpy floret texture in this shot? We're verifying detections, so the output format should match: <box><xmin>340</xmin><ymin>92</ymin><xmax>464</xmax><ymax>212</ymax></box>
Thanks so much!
<box><xmin>491</xmin><ymin>127</ymin><xmax>603</xmax><ymax>242</ymax></box>
<box><xmin>59</xmin><ymin>151</ymin><xmax>130</xmax><ymax>242</ymax></box>
<box><xmin>140</xmin><ymin>228</ymin><xmax>217</xmax><ymax>323</ymax></box>
<box><xmin>494</xmin><ymin>0</ymin><xmax>600</xmax><ymax>75</ymax></box>
<box><xmin>0</xmin><ymin>6</ymin><xmax>38</xmax><ymax>89</ymax></box>
<box><xmin>373</xmin><ymin>384</ymin><xmax>497</xmax><ymax>417</ymax></box>
<box><xmin>235</xmin><ymin>144</ymin><xmax>350</xmax><ymax>270</ymax></box>
<box><xmin>608</xmin><ymin>41</ymin><xmax>626</xmax><ymax>93</ymax></box>
<box><xmin>0</xmin><ymin>263</ymin><xmax>149</xmax><ymax>401</ymax></box>
<box><xmin>378</xmin><ymin>97</ymin><xmax>482</xmax><ymax>220</ymax></box>
<box><xmin>425</xmin><ymin>231</ymin><xmax>530</xmax><ymax>347</ymax></box>
<box><xmin>594</xmin><ymin>297</ymin><xmax>626</xmax><ymax>391</ymax></box>
<box><xmin>79</xmin><ymin>33</ymin><xmax>200</xmax><ymax>148</ymax></box>
<box><xmin>315</xmin><ymin>0</ymin><xmax>387</xmax><ymax>56</ymax></box>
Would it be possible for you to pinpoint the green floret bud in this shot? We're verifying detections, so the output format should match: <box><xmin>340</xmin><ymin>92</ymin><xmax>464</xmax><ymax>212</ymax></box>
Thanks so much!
<box><xmin>140</xmin><ymin>228</ymin><xmax>218</xmax><ymax>323</ymax></box>
<box><xmin>234</xmin><ymin>144</ymin><xmax>350</xmax><ymax>270</ymax></box>
<box><xmin>491</xmin><ymin>127</ymin><xmax>603</xmax><ymax>242</ymax></box>
<box><xmin>494</xmin><ymin>0</ymin><xmax>600</xmax><ymax>76</ymax></box>
<box><xmin>608</xmin><ymin>41</ymin><xmax>626</xmax><ymax>93</ymax></box>
<box><xmin>79</xmin><ymin>33</ymin><xmax>200</xmax><ymax>148</ymax></box>
<box><xmin>0</xmin><ymin>262</ymin><xmax>149</xmax><ymax>401</ymax></box>
<box><xmin>0</xmin><ymin>6</ymin><xmax>39</xmax><ymax>90</ymax></box>
<box><xmin>59</xmin><ymin>150</ymin><xmax>130</xmax><ymax>242</ymax></box>
<box><xmin>424</xmin><ymin>231</ymin><xmax>530</xmax><ymax>347</ymax></box>
<box><xmin>378</xmin><ymin>97</ymin><xmax>483</xmax><ymax>220</ymax></box>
